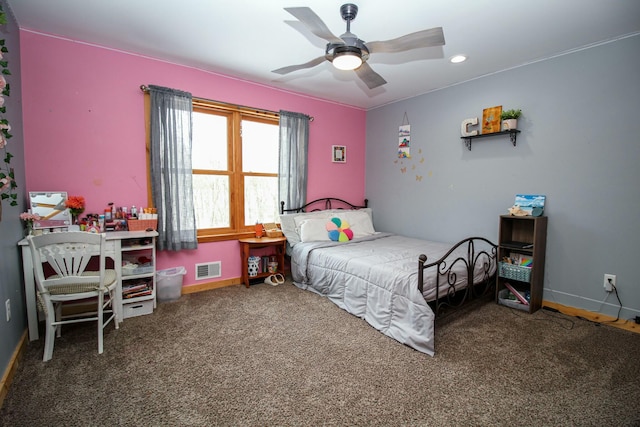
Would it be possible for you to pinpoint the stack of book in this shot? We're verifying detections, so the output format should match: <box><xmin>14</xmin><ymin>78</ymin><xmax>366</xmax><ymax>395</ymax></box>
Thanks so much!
<box><xmin>260</xmin><ymin>255</ymin><xmax>277</xmax><ymax>273</ymax></box>
<box><xmin>123</xmin><ymin>281</ymin><xmax>152</xmax><ymax>299</ymax></box>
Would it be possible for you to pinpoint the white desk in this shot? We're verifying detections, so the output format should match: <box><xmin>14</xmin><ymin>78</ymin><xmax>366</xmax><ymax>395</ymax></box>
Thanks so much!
<box><xmin>19</xmin><ymin>230</ymin><xmax>158</xmax><ymax>341</ymax></box>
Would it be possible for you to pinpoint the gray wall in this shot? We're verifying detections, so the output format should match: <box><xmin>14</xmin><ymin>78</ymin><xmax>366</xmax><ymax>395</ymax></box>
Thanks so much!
<box><xmin>366</xmin><ymin>34</ymin><xmax>640</xmax><ymax>320</ymax></box>
<box><xmin>0</xmin><ymin>0</ymin><xmax>26</xmax><ymax>377</ymax></box>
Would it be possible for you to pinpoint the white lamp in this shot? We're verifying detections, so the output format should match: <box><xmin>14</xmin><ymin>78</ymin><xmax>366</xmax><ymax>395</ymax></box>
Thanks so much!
<box><xmin>332</xmin><ymin>46</ymin><xmax>363</xmax><ymax>71</ymax></box>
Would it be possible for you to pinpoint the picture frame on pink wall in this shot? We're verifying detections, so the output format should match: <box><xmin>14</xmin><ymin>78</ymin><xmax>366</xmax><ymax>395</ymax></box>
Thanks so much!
<box><xmin>332</xmin><ymin>145</ymin><xmax>346</xmax><ymax>163</ymax></box>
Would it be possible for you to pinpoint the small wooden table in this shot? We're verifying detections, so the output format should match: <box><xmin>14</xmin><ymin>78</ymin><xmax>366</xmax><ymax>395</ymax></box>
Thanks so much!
<box><xmin>238</xmin><ymin>236</ymin><xmax>287</xmax><ymax>288</ymax></box>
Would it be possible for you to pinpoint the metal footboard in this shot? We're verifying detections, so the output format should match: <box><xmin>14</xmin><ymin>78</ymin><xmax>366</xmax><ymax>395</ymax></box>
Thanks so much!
<box><xmin>418</xmin><ymin>237</ymin><xmax>497</xmax><ymax>318</ymax></box>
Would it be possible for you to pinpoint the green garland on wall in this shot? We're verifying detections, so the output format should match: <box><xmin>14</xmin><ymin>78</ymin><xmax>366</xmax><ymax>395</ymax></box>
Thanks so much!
<box><xmin>0</xmin><ymin>4</ymin><xmax>16</xmax><ymax>211</ymax></box>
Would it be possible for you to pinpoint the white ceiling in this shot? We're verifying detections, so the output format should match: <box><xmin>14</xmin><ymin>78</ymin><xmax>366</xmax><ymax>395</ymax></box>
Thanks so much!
<box><xmin>6</xmin><ymin>0</ymin><xmax>640</xmax><ymax>110</ymax></box>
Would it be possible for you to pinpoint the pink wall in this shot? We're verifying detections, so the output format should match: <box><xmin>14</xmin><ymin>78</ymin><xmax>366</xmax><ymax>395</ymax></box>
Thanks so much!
<box><xmin>20</xmin><ymin>31</ymin><xmax>366</xmax><ymax>287</ymax></box>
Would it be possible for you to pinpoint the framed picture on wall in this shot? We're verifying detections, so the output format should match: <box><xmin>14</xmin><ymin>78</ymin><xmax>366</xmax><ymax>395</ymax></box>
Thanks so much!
<box><xmin>332</xmin><ymin>145</ymin><xmax>346</xmax><ymax>163</ymax></box>
<box><xmin>482</xmin><ymin>105</ymin><xmax>502</xmax><ymax>134</ymax></box>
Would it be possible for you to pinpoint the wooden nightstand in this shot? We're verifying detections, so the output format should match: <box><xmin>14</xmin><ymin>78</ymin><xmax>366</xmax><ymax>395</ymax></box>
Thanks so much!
<box><xmin>238</xmin><ymin>236</ymin><xmax>287</xmax><ymax>288</ymax></box>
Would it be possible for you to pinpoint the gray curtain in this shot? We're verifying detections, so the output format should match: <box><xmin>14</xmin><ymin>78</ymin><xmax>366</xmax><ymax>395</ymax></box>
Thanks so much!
<box><xmin>149</xmin><ymin>85</ymin><xmax>198</xmax><ymax>251</ymax></box>
<box><xmin>278</xmin><ymin>111</ymin><xmax>310</xmax><ymax>211</ymax></box>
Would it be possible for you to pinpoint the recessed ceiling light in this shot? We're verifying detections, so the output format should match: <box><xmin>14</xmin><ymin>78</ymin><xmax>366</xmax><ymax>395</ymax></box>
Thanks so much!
<box><xmin>450</xmin><ymin>55</ymin><xmax>467</xmax><ymax>63</ymax></box>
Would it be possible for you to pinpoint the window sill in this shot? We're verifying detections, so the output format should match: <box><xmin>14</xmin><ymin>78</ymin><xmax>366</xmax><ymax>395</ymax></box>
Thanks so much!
<box><xmin>197</xmin><ymin>231</ymin><xmax>256</xmax><ymax>243</ymax></box>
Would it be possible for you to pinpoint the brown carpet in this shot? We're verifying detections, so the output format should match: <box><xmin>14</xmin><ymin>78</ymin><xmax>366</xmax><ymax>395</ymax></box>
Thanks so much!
<box><xmin>2</xmin><ymin>280</ymin><xmax>640</xmax><ymax>426</ymax></box>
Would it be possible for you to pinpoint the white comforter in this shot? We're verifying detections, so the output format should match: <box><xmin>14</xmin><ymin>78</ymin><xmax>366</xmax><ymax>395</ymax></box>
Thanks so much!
<box><xmin>291</xmin><ymin>233</ymin><xmax>496</xmax><ymax>355</ymax></box>
<box><xmin>292</xmin><ymin>233</ymin><xmax>475</xmax><ymax>356</ymax></box>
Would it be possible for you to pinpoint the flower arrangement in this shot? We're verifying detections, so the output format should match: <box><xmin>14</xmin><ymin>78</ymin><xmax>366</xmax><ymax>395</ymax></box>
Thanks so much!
<box><xmin>65</xmin><ymin>195</ymin><xmax>86</xmax><ymax>217</ymax></box>
<box><xmin>20</xmin><ymin>212</ymin><xmax>41</xmax><ymax>223</ymax></box>
<box><xmin>0</xmin><ymin>5</ymin><xmax>15</xmax><ymax>210</ymax></box>
<box><xmin>20</xmin><ymin>212</ymin><xmax>41</xmax><ymax>235</ymax></box>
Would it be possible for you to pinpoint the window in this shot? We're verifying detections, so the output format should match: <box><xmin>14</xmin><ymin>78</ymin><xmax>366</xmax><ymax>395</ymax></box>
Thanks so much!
<box><xmin>191</xmin><ymin>101</ymin><xmax>280</xmax><ymax>242</ymax></box>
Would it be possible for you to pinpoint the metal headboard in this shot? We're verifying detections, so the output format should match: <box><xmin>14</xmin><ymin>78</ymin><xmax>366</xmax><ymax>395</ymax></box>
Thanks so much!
<box><xmin>280</xmin><ymin>197</ymin><xmax>368</xmax><ymax>214</ymax></box>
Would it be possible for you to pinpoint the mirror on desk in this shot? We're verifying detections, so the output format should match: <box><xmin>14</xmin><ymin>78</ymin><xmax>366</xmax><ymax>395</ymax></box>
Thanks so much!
<box><xmin>29</xmin><ymin>191</ymin><xmax>71</xmax><ymax>229</ymax></box>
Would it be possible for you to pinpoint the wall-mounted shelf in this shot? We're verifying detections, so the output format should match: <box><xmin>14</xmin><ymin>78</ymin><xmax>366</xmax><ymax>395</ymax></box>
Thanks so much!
<box><xmin>461</xmin><ymin>129</ymin><xmax>521</xmax><ymax>151</ymax></box>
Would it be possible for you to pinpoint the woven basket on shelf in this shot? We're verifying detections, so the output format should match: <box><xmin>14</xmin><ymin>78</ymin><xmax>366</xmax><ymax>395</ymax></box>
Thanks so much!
<box><xmin>265</xmin><ymin>229</ymin><xmax>283</xmax><ymax>237</ymax></box>
<box><xmin>127</xmin><ymin>219</ymin><xmax>158</xmax><ymax>231</ymax></box>
<box><xmin>498</xmin><ymin>262</ymin><xmax>531</xmax><ymax>283</ymax></box>
<box><xmin>263</xmin><ymin>222</ymin><xmax>283</xmax><ymax>237</ymax></box>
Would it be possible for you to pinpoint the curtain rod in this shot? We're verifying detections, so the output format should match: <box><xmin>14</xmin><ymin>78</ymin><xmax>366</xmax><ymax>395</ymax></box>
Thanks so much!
<box><xmin>140</xmin><ymin>85</ymin><xmax>313</xmax><ymax>121</ymax></box>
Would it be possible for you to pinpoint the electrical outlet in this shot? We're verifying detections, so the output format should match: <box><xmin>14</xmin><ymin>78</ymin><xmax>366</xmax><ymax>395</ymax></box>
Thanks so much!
<box><xmin>603</xmin><ymin>274</ymin><xmax>616</xmax><ymax>292</ymax></box>
<box><xmin>5</xmin><ymin>299</ymin><xmax>10</xmax><ymax>322</ymax></box>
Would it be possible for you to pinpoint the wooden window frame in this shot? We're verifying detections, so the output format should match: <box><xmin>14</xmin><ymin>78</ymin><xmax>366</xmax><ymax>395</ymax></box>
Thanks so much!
<box><xmin>145</xmin><ymin>94</ymin><xmax>279</xmax><ymax>243</ymax></box>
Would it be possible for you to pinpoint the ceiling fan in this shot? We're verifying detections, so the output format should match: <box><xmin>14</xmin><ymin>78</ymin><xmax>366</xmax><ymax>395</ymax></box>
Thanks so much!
<box><xmin>272</xmin><ymin>3</ymin><xmax>445</xmax><ymax>89</ymax></box>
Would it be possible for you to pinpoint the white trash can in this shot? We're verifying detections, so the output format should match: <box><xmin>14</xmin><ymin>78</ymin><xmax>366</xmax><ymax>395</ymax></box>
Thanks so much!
<box><xmin>156</xmin><ymin>267</ymin><xmax>186</xmax><ymax>302</ymax></box>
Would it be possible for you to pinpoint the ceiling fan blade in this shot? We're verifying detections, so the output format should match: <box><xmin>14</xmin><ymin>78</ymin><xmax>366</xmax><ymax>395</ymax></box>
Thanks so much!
<box><xmin>367</xmin><ymin>27</ymin><xmax>445</xmax><ymax>54</ymax></box>
<box><xmin>272</xmin><ymin>56</ymin><xmax>327</xmax><ymax>75</ymax></box>
<box><xmin>355</xmin><ymin>62</ymin><xmax>387</xmax><ymax>89</ymax></box>
<box><xmin>284</xmin><ymin>7</ymin><xmax>344</xmax><ymax>44</ymax></box>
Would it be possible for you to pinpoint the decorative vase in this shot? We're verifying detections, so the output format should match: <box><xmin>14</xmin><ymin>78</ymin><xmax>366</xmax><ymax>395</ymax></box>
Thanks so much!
<box><xmin>248</xmin><ymin>256</ymin><xmax>261</xmax><ymax>277</ymax></box>
<box><xmin>68</xmin><ymin>214</ymin><xmax>81</xmax><ymax>231</ymax></box>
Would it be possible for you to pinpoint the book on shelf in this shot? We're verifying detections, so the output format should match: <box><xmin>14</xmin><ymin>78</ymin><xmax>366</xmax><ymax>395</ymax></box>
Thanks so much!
<box><xmin>504</xmin><ymin>252</ymin><xmax>533</xmax><ymax>267</ymax></box>
<box><xmin>124</xmin><ymin>289</ymin><xmax>153</xmax><ymax>299</ymax></box>
<box><xmin>503</xmin><ymin>282</ymin><xmax>529</xmax><ymax>305</ymax></box>
<box><xmin>123</xmin><ymin>284</ymin><xmax>149</xmax><ymax>293</ymax></box>
<box><xmin>503</xmin><ymin>241</ymin><xmax>534</xmax><ymax>249</ymax></box>
<box><xmin>123</xmin><ymin>282</ymin><xmax>151</xmax><ymax>298</ymax></box>
<box><xmin>518</xmin><ymin>255</ymin><xmax>533</xmax><ymax>267</ymax></box>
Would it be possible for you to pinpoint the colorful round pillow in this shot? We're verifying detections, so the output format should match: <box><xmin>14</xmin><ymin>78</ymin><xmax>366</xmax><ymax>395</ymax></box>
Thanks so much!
<box><xmin>326</xmin><ymin>217</ymin><xmax>353</xmax><ymax>242</ymax></box>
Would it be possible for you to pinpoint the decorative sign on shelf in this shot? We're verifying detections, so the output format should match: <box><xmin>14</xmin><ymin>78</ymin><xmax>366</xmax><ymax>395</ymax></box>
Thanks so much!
<box><xmin>460</xmin><ymin>117</ymin><xmax>479</xmax><ymax>137</ymax></box>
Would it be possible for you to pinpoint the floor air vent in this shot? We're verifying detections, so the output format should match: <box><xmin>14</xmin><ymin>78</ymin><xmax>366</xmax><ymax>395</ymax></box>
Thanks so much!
<box><xmin>195</xmin><ymin>261</ymin><xmax>221</xmax><ymax>280</ymax></box>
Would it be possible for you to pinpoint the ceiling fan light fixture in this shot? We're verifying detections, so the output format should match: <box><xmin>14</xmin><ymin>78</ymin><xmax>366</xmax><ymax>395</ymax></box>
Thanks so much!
<box><xmin>332</xmin><ymin>46</ymin><xmax>363</xmax><ymax>70</ymax></box>
<box><xmin>274</xmin><ymin>4</ymin><xmax>445</xmax><ymax>90</ymax></box>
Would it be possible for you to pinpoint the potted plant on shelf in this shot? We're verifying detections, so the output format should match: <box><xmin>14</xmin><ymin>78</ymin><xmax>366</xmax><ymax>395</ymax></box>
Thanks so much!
<box><xmin>501</xmin><ymin>109</ymin><xmax>522</xmax><ymax>131</ymax></box>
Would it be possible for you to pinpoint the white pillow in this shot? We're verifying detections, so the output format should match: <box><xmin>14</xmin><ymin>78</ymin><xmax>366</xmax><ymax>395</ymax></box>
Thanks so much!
<box><xmin>293</xmin><ymin>210</ymin><xmax>336</xmax><ymax>230</ymax></box>
<box><xmin>280</xmin><ymin>209</ymin><xmax>343</xmax><ymax>246</ymax></box>
<box><xmin>279</xmin><ymin>213</ymin><xmax>301</xmax><ymax>246</ymax></box>
<box><xmin>280</xmin><ymin>208</ymin><xmax>375</xmax><ymax>246</ymax></box>
<box><xmin>339</xmin><ymin>210</ymin><xmax>376</xmax><ymax>237</ymax></box>
<box><xmin>299</xmin><ymin>218</ymin><xmax>332</xmax><ymax>242</ymax></box>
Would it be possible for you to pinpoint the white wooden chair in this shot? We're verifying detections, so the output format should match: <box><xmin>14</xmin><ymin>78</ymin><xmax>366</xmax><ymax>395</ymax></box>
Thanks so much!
<box><xmin>27</xmin><ymin>232</ymin><xmax>118</xmax><ymax>362</ymax></box>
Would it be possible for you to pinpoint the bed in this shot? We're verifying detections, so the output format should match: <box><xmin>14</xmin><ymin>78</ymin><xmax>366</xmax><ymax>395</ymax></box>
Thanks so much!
<box><xmin>279</xmin><ymin>198</ymin><xmax>497</xmax><ymax>356</ymax></box>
